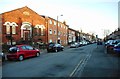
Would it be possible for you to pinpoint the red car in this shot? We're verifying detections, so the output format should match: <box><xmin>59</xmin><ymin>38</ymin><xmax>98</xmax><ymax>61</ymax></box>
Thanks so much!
<box><xmin>7</xmin><ymin>45</ymin><xmax>40</xmax><ymax>61</ymax></box>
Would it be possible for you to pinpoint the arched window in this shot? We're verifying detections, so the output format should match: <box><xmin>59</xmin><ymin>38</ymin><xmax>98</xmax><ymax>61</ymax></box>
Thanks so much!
<box><xmin>35</xmin><ymin>25</ymin><xmax>45</xmax><ymax>36</ymax></box>
<box><xmin>6</xmin><ymin>25</ymin><xmax>10</xmax><ymax>34</ymax></box>
<box><xmin>3</xmin><ymin>22</ymin><xmax>11</xmax><ymax>34</ymax></box>
<box><xmin>12</xmin><ymin>25</ymin><xmax>16</xmax><ymax>34</ymax></box>
<box><xmin>11</xmin><ymin>22</ymin><xmax>18</xmax><ymax>34</ymax></box>
<box><xmin>4</xmin><ymin>22</ymin><xmax>18</xmax><ymax>34</ymax></box>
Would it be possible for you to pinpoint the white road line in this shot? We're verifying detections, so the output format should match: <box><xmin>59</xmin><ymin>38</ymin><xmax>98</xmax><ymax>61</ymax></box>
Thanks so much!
<box><xmin>69</xmin><ymin>49</ymin><xmax>93</xmax><ymax>77</ymax></box>
<box><xmin>78</xmin><ymin>53</ymin><xmax>92</xmax><ymax>77</ymax></box>
<box><xmin>69</xmin><ymin>59</ymin><xmax>84</xmax><ymax>77</ymax></box>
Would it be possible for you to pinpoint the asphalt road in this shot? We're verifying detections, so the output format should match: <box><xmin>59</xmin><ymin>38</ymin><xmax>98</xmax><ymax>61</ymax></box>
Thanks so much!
<box><xmin>79</xmin><ymin>45</ymin><xmax>120</xmax><ymax>77</ymax></box>
<box><xmin>2</xmin><ymin>43</ymin><xmax>120</xmax><ymax>78</ymax></box>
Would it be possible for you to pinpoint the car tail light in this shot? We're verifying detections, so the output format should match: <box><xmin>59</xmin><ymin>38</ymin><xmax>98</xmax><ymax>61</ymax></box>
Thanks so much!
<box><xmin>109</xmin><ymin>46</ymin><xmax>114</xmax><ymax>49</ymax></box>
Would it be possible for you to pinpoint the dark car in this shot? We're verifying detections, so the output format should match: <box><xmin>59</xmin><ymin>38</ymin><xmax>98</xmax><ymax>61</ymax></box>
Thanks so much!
<box><xmin>47</xmin><ymin>43</ymin><xmax>64</xmax><ymax>52</ymax></box>
<box><xmin>7</xmin><ymin>45</ymin><xmax>40</xmax><ymax>61</ymax></box>
<box><xmin>105</xmin><ymin>40</ymin><xmax>114</xmax><ymax>46</ymax></box>
<box><xmin>97</xmin><ymin>41</ymin><xmax>102</xmax><ymax>45</ymax></box>
<box><xmin>106</xmin><ymin>39</ymin><xmax>120</xmax><ymax>54</ymax></box>
<box><xmin>114</xmin><ymin>42</ymin><xmax>120</xmax><ymax>54</ymax></box>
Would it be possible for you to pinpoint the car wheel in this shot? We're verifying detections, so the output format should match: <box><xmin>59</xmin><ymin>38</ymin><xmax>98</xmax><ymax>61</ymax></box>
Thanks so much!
<box><xmin>36</xmin><ymin>52</ymin><xmax>40</xmax><ymax>57</ymax></box>
<box><xmin>18</xmin><ymin>55</ymin><xmax>24</xmax><ymax>61</ymax></box>
<box><xmin>62</xmin><ymin>48</ymin><xmax>64</xmax><ymax>51</ymax></box>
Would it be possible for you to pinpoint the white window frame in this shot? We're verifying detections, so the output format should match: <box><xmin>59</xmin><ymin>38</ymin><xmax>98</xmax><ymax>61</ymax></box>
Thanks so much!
<box><xmin>6</xmin><ymin>25</ymin><xmax>10</xmax><ymax>34</ymax></box>
<box><xmin>49</xmin><ymin>20</ymin><xmax>52</xmax><ymax>24</ymax></box>
<box><xmin>61</xmin><ymin>24</ymin><xmax>62</xmax><ymax>28</ymax></box>
<box><xmin>12</xmin><ymin>25</ymin><xmax>16</xmax><ymax>34</ymax></box>
<box><xmin>49</xmin><ymin>39</ymin><xmax>52</xmax><ymax>43</ymax></box>
<box><xmin>58</xmin><ymin>23</ymin><xmax>60</xmax><ymax>26</ymax></box>
<box><xmin>11</xmin><ymin>22</ymin><xmax>18</xmax><ymax>34</ymax></box>
<box><xmin>4</xmin><ymin>22</ymin><xmax>18</xmax><ymax>34</ymax></box>
<box><xmin>49</xmin><ymin>29</ymin><xmax>52</xmax><ymax>34</ymax></box>
<box><xmin>54</xmin><ymin>21</ymin><xmax>56</xmax><ymax>26</ymax></box>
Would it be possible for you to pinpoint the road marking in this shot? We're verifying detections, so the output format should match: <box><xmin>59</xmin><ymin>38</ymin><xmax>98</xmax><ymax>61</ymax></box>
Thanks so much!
<box><xmin>78</xmin><ymin>53</ymin><xmax>92</xmax><ymax>77</ymax></box>
<box><xmin>69</xmin><ymin>50</ymin><xmax>92</xmax><ymax>77</ymax></box>
<box><xmin>69</xmin><ymin>59</ymin><xmax>84</xmax><ymax>77</ymax></box>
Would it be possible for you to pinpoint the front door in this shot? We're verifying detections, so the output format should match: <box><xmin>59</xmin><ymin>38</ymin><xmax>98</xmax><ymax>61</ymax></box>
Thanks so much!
<box><xmin>23</xmin><ymin>30</ymin><xmax>30</xmax><ymax>41</ymax></box>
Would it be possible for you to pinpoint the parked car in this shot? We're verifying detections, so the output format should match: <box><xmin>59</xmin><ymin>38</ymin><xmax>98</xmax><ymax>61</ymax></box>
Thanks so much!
<box><xmin>7</xmin><ymin>45</ymin><xmax>40</xmax><ymax>61</ymax></box>
<box><xmin>47</xmin><ymin>43</ymin><xmax>64</xmax><ymax>52</ymax></box>
<box><xmin>78</xmin><ymin>42</ymin><xmax>83</xmax><ymax>47</ymax></box>
<box><xmin>106</xmin><ymin>39</ymin><xmax>120</xmax><ymax>54</ymax></box>
<box><xmin>97</xmin><ymin>41</ymin><xmax>102</xmax><ymax>45</ymax></box>
<box><xmin>114</xmin><ymin>42</ymin><xmax>120</xmax><ymax>54</ymax></box>
<box><xmin>70</xmin><ymin>42</ymin><xmax>79</xmax><ymax>48</ymax></box>
<box><xmin>105</xmin><ymin>40</ymin><xmax>114</xmax><ymax>46</ymax></box>
<box><xmin>82</xmin><ymin>41</ymin><xmax>88</xmax><ymax>46</ymax></box>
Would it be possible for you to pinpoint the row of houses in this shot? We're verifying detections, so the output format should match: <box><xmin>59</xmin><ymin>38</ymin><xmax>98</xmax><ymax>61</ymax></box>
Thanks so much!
<box><xmin>104</xmin><ymin>28</ymin><xmax>120</xmax><ymax>41</ymax></box>
<box><xmin>0</xmin><ymin>6</ymin><xmax>96</xmax><ymax>46</ymax></box>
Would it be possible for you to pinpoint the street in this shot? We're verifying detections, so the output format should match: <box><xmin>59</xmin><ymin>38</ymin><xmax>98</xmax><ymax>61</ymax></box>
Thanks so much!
<box><xmin>2</xmin><ymin>43</ymin><xmax>120</xmax><ymax>77</ymax></box>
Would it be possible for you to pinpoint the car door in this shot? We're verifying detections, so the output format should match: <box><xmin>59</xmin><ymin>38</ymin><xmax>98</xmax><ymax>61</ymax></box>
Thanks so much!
<box><xmin>20</xmin><ymin>46</ymin><xmax>30</xmax><ymax>58</ymax></box>
<box><xmin>25</xmin><ymin>45</ymin><xmax>35</xmax><ymax>57</ymax></box>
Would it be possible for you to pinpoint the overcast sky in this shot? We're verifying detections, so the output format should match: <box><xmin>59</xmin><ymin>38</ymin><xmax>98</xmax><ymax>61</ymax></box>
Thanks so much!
<box><xmin>0</xmin><ymin>0</ymin><xmax>119</xmax><ymax>38</ymax></box>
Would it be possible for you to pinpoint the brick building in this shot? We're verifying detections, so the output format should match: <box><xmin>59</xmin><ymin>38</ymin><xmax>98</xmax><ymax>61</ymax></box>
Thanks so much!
<box><xmin>42</xmin><ymin>16</ymin><xmax>68</xmax><ymax>46</ymax></box>
<box><xmin>1</xmin><ymin>6</ymin><xmax>46</xmax><ymax>45</ymax></box>
<box><xmin>1</xmin><ymin>6</ymin><xmax>95</xmax><ymax>47</ymax></box>
<box><xmin>68</xmin><ymin>28</ymin><xmax>76</xmax><ymax>44</ymax></box>
<box><xmin>1</xmin><ymin>6</ymin><xmax>68</xmax><ymax>46</ymax></box>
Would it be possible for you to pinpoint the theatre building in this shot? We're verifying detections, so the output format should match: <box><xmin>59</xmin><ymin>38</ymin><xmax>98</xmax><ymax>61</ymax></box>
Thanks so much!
<box><xmin>1</xmin><ymin>6</ymin><xmax>47</xmax><ymax>45</ymax></box>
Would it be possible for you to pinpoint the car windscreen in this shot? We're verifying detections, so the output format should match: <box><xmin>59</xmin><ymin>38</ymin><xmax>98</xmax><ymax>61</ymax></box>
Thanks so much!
<box><xmin>112</xmin><ymin>40</ymin><xmax>120</xmax><ymax>44</ymax></box>
<box><xmin>55</xmin><ymin>44</ymin><xmax>61</xmax><ymax>47</ymax></box>
<box><xmin>49</xmin><ymin>44</ymin><xmax>54</xmax><ymax>47</ymax></box>
<box><xmin>8</xmin><ymin>47</ymin><xmax>18</xmax><ymax>53</ymax></box>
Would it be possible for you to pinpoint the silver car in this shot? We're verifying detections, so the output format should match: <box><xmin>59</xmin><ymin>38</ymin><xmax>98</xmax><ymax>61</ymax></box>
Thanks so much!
<box><xmin>70</xmin><ymin>42</ymin><xmax>79</xmax><ymax>48</ymax></box>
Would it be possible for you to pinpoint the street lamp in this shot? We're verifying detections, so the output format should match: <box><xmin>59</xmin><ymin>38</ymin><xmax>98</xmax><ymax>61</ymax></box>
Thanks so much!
<box><xmin>57</xmin><ymin>14</ymin><xmax>63</xmax><ymax>44</ymax></box>
<box><xmin>45</xmin><ymin>16</ymin><xmax>48</xmax><ymax>44</ymax></box>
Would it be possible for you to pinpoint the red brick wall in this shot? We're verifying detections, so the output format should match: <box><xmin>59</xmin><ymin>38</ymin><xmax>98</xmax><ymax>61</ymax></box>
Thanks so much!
<box><xmin>47</xmin><ymin>17</ymin><xmax>68</xmax><ymax>46</ymax></box>
<box><xmin>47</xmin><ymin>18</ymin><xmax>57</xmax><ymax>43</ymax></box>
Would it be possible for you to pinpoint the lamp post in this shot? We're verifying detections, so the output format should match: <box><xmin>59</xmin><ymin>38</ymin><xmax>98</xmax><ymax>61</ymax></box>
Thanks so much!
<box><xmin>10</xmin><ymin>26</ymin><xmax>13</xmax><ymax>46</ymax></box>
<box><xmin>57</xmin><ymin>15</ymin><xmax>63</xmax><ymax>44</ymax></box>
<box><xmin>45</xmin><ymin>16</ymin><xmax>48</xmax><ymax>44</ymax></box>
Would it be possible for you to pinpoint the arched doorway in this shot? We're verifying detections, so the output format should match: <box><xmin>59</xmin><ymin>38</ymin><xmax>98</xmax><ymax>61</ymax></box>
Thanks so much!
<box><xmin>21</xmin><ymin>22</ymin><xmax>32</xmax><ymax>41</ymax></box>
